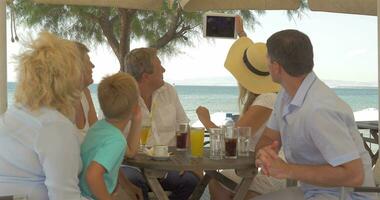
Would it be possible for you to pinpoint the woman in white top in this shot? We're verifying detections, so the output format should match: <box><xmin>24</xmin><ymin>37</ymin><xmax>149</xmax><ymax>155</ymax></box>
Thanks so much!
<box><xmin>0</xmin><ymin>32</ymin><xmax>87</xmax><ymax>200</ymax></box>
<box><xmin>196</xmin><ymin>17</ymin><xmax>286</xmax><ymax>200</ymax></box>
<box><xmin>73</xmin><ymin>42</ymin><xmax>97</xmax><ymax>139</ymax></box>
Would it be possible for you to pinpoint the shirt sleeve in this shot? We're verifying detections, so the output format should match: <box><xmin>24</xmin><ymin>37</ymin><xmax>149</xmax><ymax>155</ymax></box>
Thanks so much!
<box><xmin>266</xmin><ymin>92</ymin><xmax>281</xmax><ymax>132</ymax></box>
<box><xmin>308</xmin><ymin>108</ymin><xmax>360</xmax><ymax>167</ymax></box>
<box><xmin>35</xmin><ymin>121</ymin><xmax>86</xmax><ymax>200</ymax></box>
<box><xmin>172</xmin><ymin>87</ymin><xmax>189</xmax><ymax>124</ymax></box>
<box><xmin>92</xmin><ymin>135</ymin><xmax>126</xmax><ymax>173</ymax></box>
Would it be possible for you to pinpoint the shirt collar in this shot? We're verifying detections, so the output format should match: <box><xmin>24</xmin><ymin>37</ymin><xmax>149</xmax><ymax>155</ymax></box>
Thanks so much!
<box><xmin>288</xmin><ymin>71</ymin><xmax>317</xmax><ymax>108</ymax></box>
<box><xmin>152</xmin><ymin>83</ymin><xmax>166</xmax><ymax>96</ymax></box>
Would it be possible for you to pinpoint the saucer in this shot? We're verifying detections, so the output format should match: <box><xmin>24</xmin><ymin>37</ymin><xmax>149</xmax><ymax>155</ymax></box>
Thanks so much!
<box><xmin>151</xmin><ymin>155</ymin><xmax>170</xmax><ymax>161</ymax></box>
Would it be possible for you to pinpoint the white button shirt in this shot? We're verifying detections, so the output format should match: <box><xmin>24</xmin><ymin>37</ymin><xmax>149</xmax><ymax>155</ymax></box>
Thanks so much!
<box><xmin>0</xmin><ymin>106</ymin><xmax>85</xmax><ymax>200</ymax></box>
<box><xmin>125</xmin><ymin>82</ymin><xmax>189</xmax><ymax>146</ymax></box>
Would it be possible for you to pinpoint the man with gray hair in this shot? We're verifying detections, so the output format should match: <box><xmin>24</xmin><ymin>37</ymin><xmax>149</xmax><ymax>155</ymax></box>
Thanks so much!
<box><xmin>122</xmin><ymin>48</ymin><xmax>199</xmax><ymax>200</ymax></box>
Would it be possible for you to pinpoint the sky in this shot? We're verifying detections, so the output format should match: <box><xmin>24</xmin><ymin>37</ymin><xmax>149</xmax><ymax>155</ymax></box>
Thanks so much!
<box><xmin>5</xmin><ymin>10</ymin><xmax>378</xmax><ymax>86</ymax></box>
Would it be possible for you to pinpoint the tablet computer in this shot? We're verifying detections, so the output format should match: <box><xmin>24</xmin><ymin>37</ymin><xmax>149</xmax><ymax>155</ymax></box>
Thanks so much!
<box><xmin>203</xmin><ymin>13</ymin><xmax>237</xmax><ymax>39</ymax></box>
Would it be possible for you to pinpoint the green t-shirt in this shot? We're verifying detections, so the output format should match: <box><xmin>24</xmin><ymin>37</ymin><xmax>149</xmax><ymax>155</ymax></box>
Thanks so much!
<box><xmin>79</xmin><ymin>119</ymin><xmax>127</xmax><ymax>198</ymax></box>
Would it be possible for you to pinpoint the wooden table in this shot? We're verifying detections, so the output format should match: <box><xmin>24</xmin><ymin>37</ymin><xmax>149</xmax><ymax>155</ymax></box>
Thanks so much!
<box><xmin>124</xmin><ymin>147</ymin><xmax>257</xmax><ymax>200</ymax></box>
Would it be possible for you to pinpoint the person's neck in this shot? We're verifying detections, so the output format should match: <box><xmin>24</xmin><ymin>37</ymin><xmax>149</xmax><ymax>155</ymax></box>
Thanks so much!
<box><xmin>282</xmin><ymin>74</ymin><xmax>307</xmax><ymax>98</ymax></box>
<box><xmin>106</xmin><ymin>118</ymin><xmax>129</xmax><ymax>132</ymax></box>
<box><xmin>139</xmin><ymin>83</ymin><xmax>154</xmax><ymax>111</ymax></box>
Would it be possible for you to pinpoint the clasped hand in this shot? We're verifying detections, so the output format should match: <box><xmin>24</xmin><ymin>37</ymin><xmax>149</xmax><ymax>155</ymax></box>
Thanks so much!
<box><xmin>255</xmin><ymin>141</ymin><xmax>289</xmax><ymax>179</ymax></box>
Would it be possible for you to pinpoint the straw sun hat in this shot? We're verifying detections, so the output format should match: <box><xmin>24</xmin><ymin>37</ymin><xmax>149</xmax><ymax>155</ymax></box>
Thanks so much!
<box><xmin>224</xmin><ymin>37</ymin><xmax>280</xmax><ymax>94</ymax></box>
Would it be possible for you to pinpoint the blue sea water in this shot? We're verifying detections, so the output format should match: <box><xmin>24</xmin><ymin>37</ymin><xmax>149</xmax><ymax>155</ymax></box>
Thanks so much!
<box><xmin>6</xmin><ymin>83</ymin><xmax>379</xmax><ymax>123</ymax></box>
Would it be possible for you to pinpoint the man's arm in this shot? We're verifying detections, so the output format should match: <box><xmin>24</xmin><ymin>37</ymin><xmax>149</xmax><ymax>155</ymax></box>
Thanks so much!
<box><xmin>255</xmin><ymin>127</ymin><xmax>281</xmax><ymax>152</ymax></box>
<box><xmin>287</xmin><ymin>159</ymin><xmax>364</xmax><ymax>187</ymax></box>
<box><xmin>126</xmin><ymin>105</ymin><xmax>142</xmax><ymax>158</ymax></box>
<box><xmin>172</xmin><ymin>87</ymin><xmax>190</xmax><ymax>124</ymax></box>
<box><xmin>86</xmin><ymin>161</ymin><xmax>112</xmax><ymax>200</ymax></box>
<box><xmin>257</xmin><ymin>142</ymin><xmax>365</xmax><ymax>187</ymax></box>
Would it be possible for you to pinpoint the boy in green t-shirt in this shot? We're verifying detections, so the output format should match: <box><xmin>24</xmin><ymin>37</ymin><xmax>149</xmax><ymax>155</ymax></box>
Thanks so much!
<box><xmin>79</xmin><ymin>72</ymin><xmax>142</xmax><ymax>200</ymax></box>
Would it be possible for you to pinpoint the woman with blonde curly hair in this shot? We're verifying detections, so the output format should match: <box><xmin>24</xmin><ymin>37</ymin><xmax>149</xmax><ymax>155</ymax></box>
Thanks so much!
<box><xmin>0</xmin><ymin>32</ymin><xmax>87</xmax><ymax>200</ymax></box>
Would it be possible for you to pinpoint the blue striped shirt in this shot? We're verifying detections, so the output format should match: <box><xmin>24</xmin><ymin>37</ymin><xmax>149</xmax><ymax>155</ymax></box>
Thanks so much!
<box><xmin>267</xmin><ymin>72</ymin><xmax>375</xmax><ymax>200</ymax></box>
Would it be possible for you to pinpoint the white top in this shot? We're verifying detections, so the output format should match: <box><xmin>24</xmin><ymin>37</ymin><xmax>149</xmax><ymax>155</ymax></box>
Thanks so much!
<box><xmin>124</xmin><ymin>82</ymin><xmax>189</xmax><ymax>146</ymax></box>
<box><xmin>77</xmin><ymin>91</ymin><xmax>90</xmax><ymax>142</ymax></box>
<box><xmin>0</xmin><ymin>106</ymin><xmax>85</xmax><ymax>200</ymax></box>
<box><xmin>249</xmin><ymin>93</ymin><xmax>277</xmax><ymax>150</ymax></box>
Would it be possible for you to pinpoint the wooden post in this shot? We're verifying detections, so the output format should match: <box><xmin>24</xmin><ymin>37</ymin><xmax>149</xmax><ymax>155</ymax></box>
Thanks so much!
<box><xmin>0</xmin><ymin>0</ymin><xmax>7</xmax><ymax>114</ymax></box>
<box><xmin>377</xmin><ymin>0</ymin><xmax>380</xmax><ymax>151</ymax></box>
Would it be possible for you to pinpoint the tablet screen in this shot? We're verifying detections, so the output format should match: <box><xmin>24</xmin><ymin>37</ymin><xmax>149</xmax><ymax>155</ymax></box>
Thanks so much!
<box><xmin>205</xmin><ymin>15</ymin><xmax>236</xmax><ymax>38</ymax></box>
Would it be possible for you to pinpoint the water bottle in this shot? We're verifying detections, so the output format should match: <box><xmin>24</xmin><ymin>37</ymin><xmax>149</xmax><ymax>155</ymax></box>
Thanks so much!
<box><xmin>223</xmin><ymin>113</ymin><xmax>234</xmax><ymax>128</ymax></box>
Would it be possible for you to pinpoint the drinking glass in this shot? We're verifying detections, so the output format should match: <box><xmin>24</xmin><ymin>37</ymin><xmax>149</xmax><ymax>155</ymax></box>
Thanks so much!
<box><xmin>209</xmin><ymin>128</ymin><xmax>223</xmax><ymax>160</ymax></box>
<box><xmin>176</xmin><ymin>123</ymin><xmax>190</xmax><ymax>151</ymax></box>
<box><xmin>140</xmin><ymin>125</ymin><xmax>151</xmax><ymax>150</ymax></box>
<box><xmin>224</xmin><ymin>127</ymin><xmax>238</xmax><ymax>159</ymax></box>
<box><xmin>190</xmin><ymin>127</ymin><xmax>205</xmax><ymax>158</ymax></box>
<box><xmin>237</xmin><ymin>127</ymin><xmax>251</xmax><ymax>157</ymax></box>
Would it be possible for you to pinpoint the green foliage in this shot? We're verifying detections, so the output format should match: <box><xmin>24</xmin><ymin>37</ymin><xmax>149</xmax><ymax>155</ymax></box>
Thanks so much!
<box><xmin>9</xmin><ymin>0</ymin><xmax>308</xmax><ymax>58</ymax></box>
<box><xmin>11</xmin><ymin>0</ymin><xmax>107</xmax><ymax>45</ymax></box>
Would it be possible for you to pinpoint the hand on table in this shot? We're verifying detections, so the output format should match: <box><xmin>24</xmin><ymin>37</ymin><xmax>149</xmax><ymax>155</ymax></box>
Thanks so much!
<box><xmin>255</xmin><ymin>141</ymin><xmax>289</xmax><ymax>179</ymax></box>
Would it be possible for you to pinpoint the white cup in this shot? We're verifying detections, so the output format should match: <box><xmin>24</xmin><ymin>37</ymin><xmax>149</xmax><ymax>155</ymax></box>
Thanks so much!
<box><xmin>153</xmin><ymin>145</ymin><xmax>168</xmax><ymax>157</ymax></box>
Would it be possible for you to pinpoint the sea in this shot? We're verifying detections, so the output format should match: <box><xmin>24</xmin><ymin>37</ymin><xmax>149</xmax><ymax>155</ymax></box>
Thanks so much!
<box><xmin>5</xmin><ymin>82</ymin><xmax>379</xmax><ymax>124</ymax></box>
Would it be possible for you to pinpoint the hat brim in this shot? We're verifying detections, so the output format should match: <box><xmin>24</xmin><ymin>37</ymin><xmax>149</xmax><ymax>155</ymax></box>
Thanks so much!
<box><xmin>224</xmin><ymin>37</ymin><xmax>280</xmax><ymax>94</ymax></box>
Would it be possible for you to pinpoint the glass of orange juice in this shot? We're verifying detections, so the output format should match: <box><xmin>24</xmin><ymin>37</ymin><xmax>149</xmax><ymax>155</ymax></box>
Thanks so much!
<box><xmin>140</xmin><ymin>126</ymin><xmax>151</xmax><ymax>150</ymax></box>
<box><xmin>190</xmin><ymin>127</ymin><xmax>205</xmax><ymax>158</ymax></box>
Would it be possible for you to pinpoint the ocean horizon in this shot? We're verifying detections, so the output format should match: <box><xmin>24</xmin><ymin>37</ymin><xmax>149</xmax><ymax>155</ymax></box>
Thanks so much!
<box><xmin>5</xmin><ymin>82</ymin><xmax>379</xmax><ymax>123</ymax></box>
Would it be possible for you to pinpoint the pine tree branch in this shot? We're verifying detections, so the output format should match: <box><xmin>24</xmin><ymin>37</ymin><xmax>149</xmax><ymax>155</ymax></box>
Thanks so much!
<box><xmin>118</xmin><ymin>8</ymin><xmax>136</xmax><ymax>71</ymax></box>
<box><xmin>110</xmin><ymin>15</ymin><xmax>119</xmax><ymax>24</ymax></box>
<box><xmin>149</xmin><ymin>5</ymin><xmax>182</xmax><ymax>49</ymax></box>
<box><xmin>97</xmin><ymin>8</ymin><xmax>120</xmax><ymax>62</ymax></box>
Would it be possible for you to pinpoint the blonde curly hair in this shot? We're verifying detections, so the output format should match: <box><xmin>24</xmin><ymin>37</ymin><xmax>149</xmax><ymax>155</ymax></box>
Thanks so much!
<box><xmin>14</xmin><ymin>32</ymin><xmax>84</xmax><ymax>119</ymax></box>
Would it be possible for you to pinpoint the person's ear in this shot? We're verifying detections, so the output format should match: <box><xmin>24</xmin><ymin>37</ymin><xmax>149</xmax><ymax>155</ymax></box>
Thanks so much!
<box><xmin>140</xmin><ymin>72</ymin><xmax>149</xmax><ymax>82</ymax></box>
<box><xmin>271</xmin><ymin>61</ymin><xmax>281</xmax><ymax>75</ymax></box>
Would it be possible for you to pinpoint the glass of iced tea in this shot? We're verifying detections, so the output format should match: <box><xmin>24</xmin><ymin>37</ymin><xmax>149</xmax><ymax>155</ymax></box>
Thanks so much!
<box><xmin>176</xmin><ymin>123</ymin><xmax>189</xmax><ymax>151</ymax></box>
<box><xmin>140</xmin><ymin>126</ymin><xmax>151</xmax><ymax>150</ymax></box>
<box><xmin>224</xmin><ymin>127</ymin><xmax>238</xmax><ymax>159</ymax></box>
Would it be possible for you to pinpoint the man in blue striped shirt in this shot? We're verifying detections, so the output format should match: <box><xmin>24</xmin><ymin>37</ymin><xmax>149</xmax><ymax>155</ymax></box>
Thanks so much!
<box><xmin>254</xmin><ymin>29</ymin><xmax>375</xmax><ymax>200</ymax></box>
